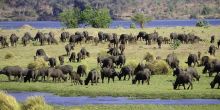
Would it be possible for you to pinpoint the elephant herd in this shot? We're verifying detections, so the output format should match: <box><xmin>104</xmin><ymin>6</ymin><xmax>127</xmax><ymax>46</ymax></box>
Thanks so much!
<box><xmin>0</xmin><ymin>30</ymin><xmax>220</xmax><ymax>90</ymax></box>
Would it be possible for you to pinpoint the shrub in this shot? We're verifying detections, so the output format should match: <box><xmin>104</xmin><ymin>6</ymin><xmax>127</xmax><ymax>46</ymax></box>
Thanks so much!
<box><xmin>130</xmin><ymin>23</ymin><xmax>136</xmax><ymax>29</ymax></box>
<box><xmin>196</xmin><ymin>20</ymin><xmax>209</xmax><ymax>27</ymax></box>
<box><xmin>169</xmin><ymin>39</ymin><xmax>181</xmax><ymax>50</ymax></box>
<box><xmin>126</xmin><ymin>60</ymin><xmax>137</xmax><ymax>69</ymax></box>
<box><xmin>27</xmin><ymin>58</ymin><xmax>48</xmax><ymax>70</ymax></box>
<box><xmin>146</xmin><ymin>60</ymin><xmax>170</xmax><ymax>75</ymax></box>
<box><xmin>0</xmin><ymin>91</ymin><xmax>20</xmax><ymax>110</ymax></box>
<box><xmin>131</xmin><ymin>13</ymin><xmax>152</xmax><ymax>28</ymax></box>
<box><xmin>143</xmin><ymin>52</ymin><xmax>154</xmax><ymax>62</ymax></box>
<box><xmin>5</xmin><ymin>52</ymin><xmax>14</xmax><ymax>59</ymax></box>
<box><xmin>23</xmin><ymin>96</ymin><xmax>53</xmax><ymax>110</ymax></box>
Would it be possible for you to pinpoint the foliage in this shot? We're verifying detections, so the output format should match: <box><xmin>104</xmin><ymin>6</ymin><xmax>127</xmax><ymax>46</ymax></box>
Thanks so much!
<box><xmin>143</xmin><ymin>52</ymin><xmax>154</xmax><ymax>62</ymax></box>
<box><xmin>169</xmin><ymin>39</ymin><xmax>181</xmax><ymax>50</ymax></box>
<box><xmin>81</xmin><ymin>7</ymin><xmax>112</xmax><ymax>28</ymax></box>
<box><xmin>131</xmin><ymin>13</ymin><xmax>152</xmax><ymax>28</ymax></box>
<box><xmin>23</xmin><ymin>96</ymin><xmax>53</xmax><ymax>110</ymax></box>
<box><xmin>0</xmin><ymin>91</ymin><xmax>20</xmax><ymax>110</ymax></box>
<box><xmin>130</xmin><ymin>23</ymin><xmax>136</xmax><ymax>29</ymax></box>
<box><xmin>5</xmin><ymin>52</ymin><xmax>14</xmax><ymax>59</ymax></box>
<box><xmin>59</xmin><ymin>8</ymin><xmax>81</xmax><ymax>28</ymax></box>
<box><xmin>27</xmin><ymin>58</ymin><xmax>48</xmax><ymax>70</ymax></box>
<box><xmin>196</xmin><ymin>20</ymin><xmax>209</xmax><ymax>27</ymax></box>
<box><xmin>146</xmin><ymin>60</ymin><xmax>170</xmax><ymax>75</ymax></box>
<box><xmin>60</xmin><ymin>7</ymin><xmax>112</xmax><ymax>28</ymax></box>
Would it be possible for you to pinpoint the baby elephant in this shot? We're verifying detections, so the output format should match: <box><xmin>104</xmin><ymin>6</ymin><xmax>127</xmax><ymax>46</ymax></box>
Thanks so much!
<box><xmin>132</xmin><ymin>69</ymin><xmax>151</xmax><ymax>85</ymax></box>
<box><xmin>210</xmin><ymin>73</ymin><xmax>220</xmax><ymax>89</ymax></box>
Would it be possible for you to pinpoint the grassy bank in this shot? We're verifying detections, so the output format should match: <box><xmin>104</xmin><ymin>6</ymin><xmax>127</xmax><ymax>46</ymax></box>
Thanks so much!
<box><xmin>55</xmin><ymin>105</ymin><xmax>220</xmax><ymax>110</ymax></box>
<box><xmin>0</xmin><ymin>26</ymin><xmax>220</xmax><ymax>99</ymax></box>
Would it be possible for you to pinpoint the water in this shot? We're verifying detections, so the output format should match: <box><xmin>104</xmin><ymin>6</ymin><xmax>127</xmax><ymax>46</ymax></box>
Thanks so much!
<box><xmin>8</xmin><ymin>91</ymin><xmax>220</xmax><ymax>106</ymax></box>
<box><xmin>0</xmin><ymin>19</ymin><xmax>220</xmax><ymax>29</ymax></box>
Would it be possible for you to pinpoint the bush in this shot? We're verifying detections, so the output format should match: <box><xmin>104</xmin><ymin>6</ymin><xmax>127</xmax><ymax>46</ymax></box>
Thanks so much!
<box><xmin>0</xmin><ymin>91</ymin><xmax>20</xmax><ymax>110</ymax></box>
<box><xmin>23</xmin><ymin>96</ymin><xmax>53</xmax><ymax>110</ymax></box>
<box><xmin>5</xmin><ymin>52</ymin><xmax>14</xmax><ymax>59</ymax></box>
<box><xmin>169</xmin><ymin>39</ymin><xmax>181</xmax><ymax>50</ymax></box>
<box><xmin>27</xmin><ymin>58</ymin><xmax>48</xmax><ymax>70</ymax></box>
<box><xmin>130</xmin><ymin>23</ymin><xmax>136</xmax><ymax>29</ymax></box>
<box><xmin>126</xmin><ymin>60</ymin><xmax>137</xmax><ymax>69</ymax></box>
<box><xmin>143</xmin><ymin>52</ymin><xmax>154</xmax><ymax>62</ymax></box>
<box><xmin>196</xmin><ymin>20</ymin><xmax>209</xmax><ymax>27</ymax></box>
<box><xmin>146</xmin><ymin>60</ymin><xmax>170</xmax><ymax>75</ymax></box>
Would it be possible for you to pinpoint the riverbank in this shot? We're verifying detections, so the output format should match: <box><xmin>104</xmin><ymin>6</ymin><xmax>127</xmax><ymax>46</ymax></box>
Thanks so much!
<box><xmin>55</xmin><ymin>105</ymin><xmax>220</xmax><ymax>110</ymax></box>
<box><xmin>0</xmin><ymin>26</ymin><xmax>220</xmax><ymax>99</ymax></box>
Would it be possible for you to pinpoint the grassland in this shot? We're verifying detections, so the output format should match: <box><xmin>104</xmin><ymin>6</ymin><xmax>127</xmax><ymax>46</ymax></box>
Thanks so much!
<box><xmin>54</xmin><ymin>105</ymin><xmax>220</xmax><ymax>110</ymax></box>
<box><xmin>0</xmin><ymin>26</ymin><xmax>220</xmax><ymax>99</ymax></box>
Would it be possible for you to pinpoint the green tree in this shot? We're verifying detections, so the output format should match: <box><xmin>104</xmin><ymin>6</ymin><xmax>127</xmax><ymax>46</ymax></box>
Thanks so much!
<box><xmin>131</xmin><ymin>13</ymin><xmax>152</xmax><ymax>28</ymax></box>
<box><xmin>59</xmin><ymin>8</ymin><xmax>80</xmax><ymax>28</ymax></box>
<box><xmin>81</xmin><ymin>7</ymin><xmax>112</xmax><ymax>28</ymax></box>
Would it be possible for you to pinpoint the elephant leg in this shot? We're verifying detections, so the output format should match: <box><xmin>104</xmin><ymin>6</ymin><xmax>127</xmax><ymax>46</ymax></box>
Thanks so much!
<box><xmin>138</xmin><ymin>80</ymin><xmax>140</xmax><ymax>84</ymax></box>
<box><xmin>108</xmin><ymin>77</ymin><xmax>110</xmax><ymax>83</ymax></box>
<box><xmin>218</xmin><ymin>83</ymin><xmax>220</xmax><ymax>89</ymax></box>
<box><xmin>142</xmin><ymin>80</ymin><xmax>144</xmax><ymax>85</ymax></box>
<box><xmin>124</xmin><ymin>75</ymin><xmax>126</xmax><ymax>80</ymax></box>
<box><xmin>112</xmin><ymin>77</ymin><xmax>115</xmax><ymax>83</ymax></box>
<box><xmin>128</xmin><ymin>74</ymin><xmax>130</xmax><ymax>80</ymax></box>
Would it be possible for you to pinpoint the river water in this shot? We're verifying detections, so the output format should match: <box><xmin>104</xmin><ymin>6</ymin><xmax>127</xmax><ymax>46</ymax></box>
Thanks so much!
<box><xmin>0</xmin><ymin>19</ymin><xmax>220</xmax><ymax>29</ymax></box>
<box><xmin>7</xmin><ymin>91</ymin><xmax>220</xmax><ymax>106</ymax></box>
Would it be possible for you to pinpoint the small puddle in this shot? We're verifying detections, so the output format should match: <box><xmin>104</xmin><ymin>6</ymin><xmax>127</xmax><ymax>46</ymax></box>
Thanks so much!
<box><xmin>7</xmin><ymin>91</ymin><xmax>220</xmax><ymax>106</ymax></box>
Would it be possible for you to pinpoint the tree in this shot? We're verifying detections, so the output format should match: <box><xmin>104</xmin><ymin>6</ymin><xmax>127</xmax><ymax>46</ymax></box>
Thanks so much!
<box><xmin>59</xmin><ymin>8</ymin><xmax>80</xmax><ymax>28</ymax></box>
<box><xmin>81</xmin><ymin>7</ymin><xmax>112</xmax><ymax>28</ymax></box>
<box><xmin>131</xmin><ymin>13</ymin><xmax>152</xmax><ymax>28</ymax></box>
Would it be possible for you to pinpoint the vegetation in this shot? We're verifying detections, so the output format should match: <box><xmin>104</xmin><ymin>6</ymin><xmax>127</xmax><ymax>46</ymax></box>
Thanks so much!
<box><xmin>55</xmin><ymin>105</ymin><xmax>220</xmax><ymax>110</ymax></box>
<box><xmin>169</xmin><ymin>39</ymin><xmax>181</xmax><ymax>50</ymax></box>
<box><xmin>0</xmin><ymin>26</ymin><xmax>220</xmax><ymax>99</ymax></box>
<box><xmin>1</xmin><ymin>0</ymin><xmax>220</xmax><ymax>21</ymax></box>
<box><xmin>0</xmin><ymin>91</ymin><xmax>21</xmax><ymax>110</ymax></box>
<box><xmin>59</xmin><ymin>7</ymin><xmax>112</xmax><ymax>28</ymax></box>
<box><xmin>27</xmin><ymin>58</ymin><xmax>48</xmax><ymax>70</ymax></box>
<box><xmin>23</xmin><ymin>96</ymin><xmax>53</xmax><ymax>110</ymax></box>
<box><xmin>5</xmin><ymin>52</ymin><xmax>14</xmax><ymax>59</ymax></box>
<box><xmin>146</xmin><ymin>60</ymin><xmax>170</xmax><ymax>75</ymax></box>
<box><xmin>196</xmin><ymin>20</ymin><xmax>209</xmax><ymax>27</ymax></box>
<box><xmin>59</xmin><ymin>9</ymin><xmax>81</xmax><ymax>28</ymax></box>
<box><xmin>131</xmin><ymin>13</ymin><xmax>152</xmax><ymax>28</ymax></box>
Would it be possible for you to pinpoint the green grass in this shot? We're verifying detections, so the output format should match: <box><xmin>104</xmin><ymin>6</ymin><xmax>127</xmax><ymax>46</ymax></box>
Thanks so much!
<box><xmin>0</xmin><ymin>26</ymin><xmax>220</xmax><ymax>99</ymax></box>
<box><xmin>54</xmin><ymin>105</ymin><xmax>220</xmax><ymax>110</ymax></box>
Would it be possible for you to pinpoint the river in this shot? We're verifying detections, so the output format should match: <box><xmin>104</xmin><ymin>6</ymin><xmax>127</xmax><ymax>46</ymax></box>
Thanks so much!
<box><xmin>0</xmin><ymin>19</ymin><xmax>220</xmax><ymax>29</ymax></box>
